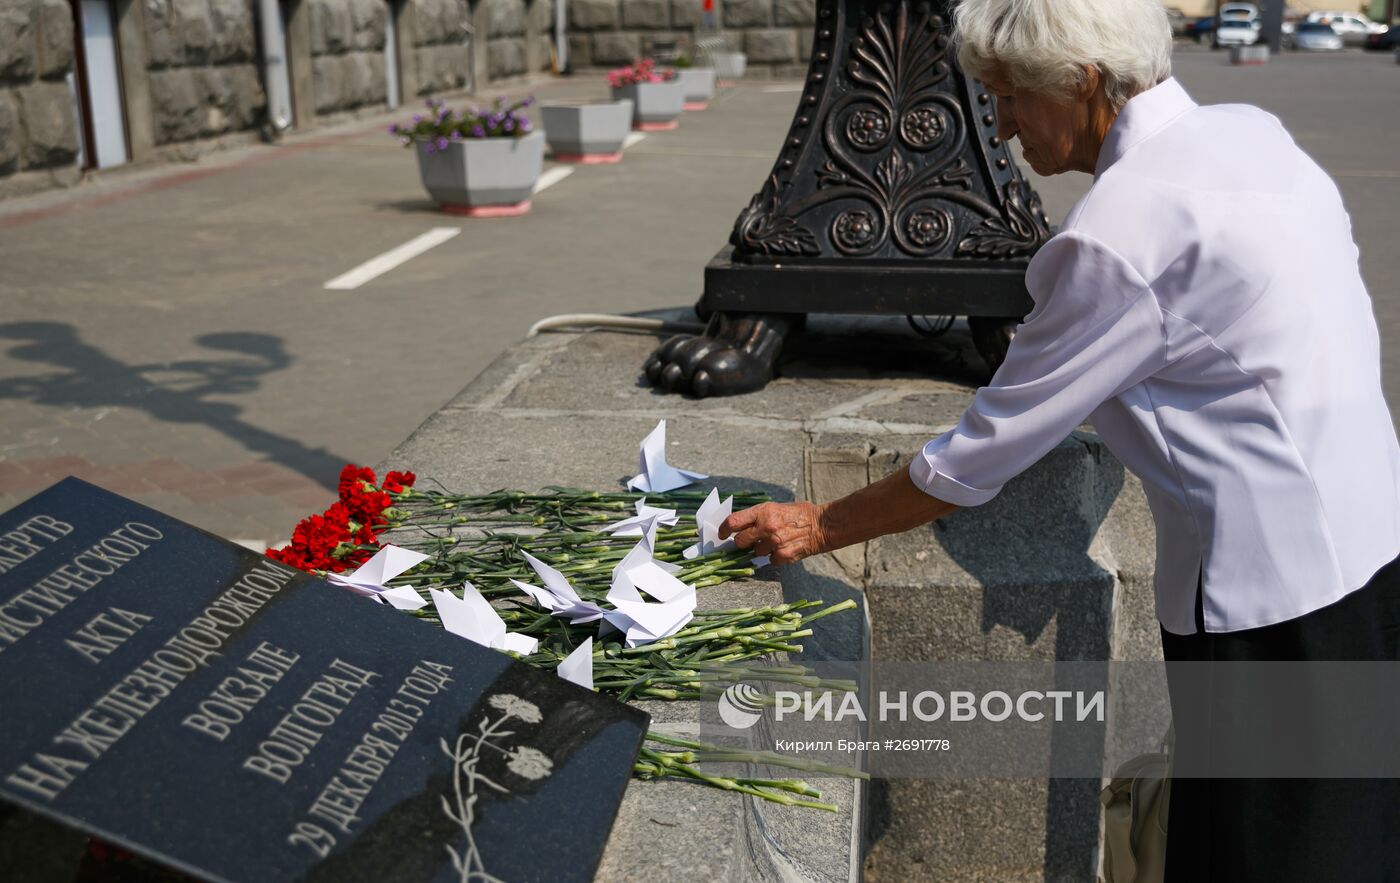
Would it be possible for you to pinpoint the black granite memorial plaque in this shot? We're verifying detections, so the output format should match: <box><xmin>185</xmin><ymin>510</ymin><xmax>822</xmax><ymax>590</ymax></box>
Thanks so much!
<box><xmin>0</xmin><ymin>478</ymin><xmax>648</xmax><ymax>882</ymax></box>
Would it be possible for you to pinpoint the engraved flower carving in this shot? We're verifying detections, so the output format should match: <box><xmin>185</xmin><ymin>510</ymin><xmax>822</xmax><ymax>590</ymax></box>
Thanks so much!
<box><xmin>846</xmin><ymin>108</ymin><xmax>890</xmax><ymax>148</ymax></box>
<box><xmin>906</xmin><ymin>209</ymin><xmax>950</xmax><ymax>248</ymax></box>
<box><xmin>505</xmin><ymin>746</ymin><xmax>554</xmax><ymax>781</ymax></box>
<box><xmin>832</xmin><ymin>210</ymin><xmax>879</xmax><ymax>251</ymax></box>
<box><xmin>900</xmin><ymin>107</ymin><xmax>945</xmax><ymax>148</ymax></box>
<box><xmin>488</xmin><ymin>693</ymin><xmax>542</xmax><ymax>723</ymax></box>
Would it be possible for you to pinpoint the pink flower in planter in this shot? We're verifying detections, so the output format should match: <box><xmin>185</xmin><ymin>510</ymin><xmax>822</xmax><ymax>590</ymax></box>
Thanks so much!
<box><xmin>607</xmin><ymin>58</ymin><xmax>679</xmax><ymax>87</ymax></box>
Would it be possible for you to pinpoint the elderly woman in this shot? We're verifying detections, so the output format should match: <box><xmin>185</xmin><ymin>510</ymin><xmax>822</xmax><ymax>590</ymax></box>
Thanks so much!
<box><xmin>720</xmin><ymin>0</ymin><xmax>1400</xmax><ymax>879</ymax></box>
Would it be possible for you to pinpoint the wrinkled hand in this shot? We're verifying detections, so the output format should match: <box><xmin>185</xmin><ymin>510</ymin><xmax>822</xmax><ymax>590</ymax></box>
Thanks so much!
<box><xmin>718</xmin><ymin>501</ymin><xmax>827</xmax><ymax>566</ymax></box>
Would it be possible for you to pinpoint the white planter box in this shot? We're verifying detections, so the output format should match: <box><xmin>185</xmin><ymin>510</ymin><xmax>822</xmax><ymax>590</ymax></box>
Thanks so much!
<box><xmin>713</xmin><ymin>51</ymin><xmax>747</xmax><ymax>84</ymax></box>
<box><xmin>610</xmin><ymin>81</ymin><xmax>685</xmax><ymax>131</ymax></box>
<box><xmin>675</xmin><ymin>68</ymin><xmax>717</xmax><ymax>110</ymax></box>
<box><xmin>414</xmin><ymin>130</ymin><xmax>545</xmax><ymax>217</ymax></box>
<box><xmin>541</xmin><ymin>100</ymin><xmax>634</xmax><ymax>162</ymax></box>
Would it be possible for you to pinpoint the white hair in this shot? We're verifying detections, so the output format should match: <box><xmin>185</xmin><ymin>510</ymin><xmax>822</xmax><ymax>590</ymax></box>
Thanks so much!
<box><xmin>952</xmin><ymin>0</ymin><xmax>1173</xmax><ymax>111</ymax></box>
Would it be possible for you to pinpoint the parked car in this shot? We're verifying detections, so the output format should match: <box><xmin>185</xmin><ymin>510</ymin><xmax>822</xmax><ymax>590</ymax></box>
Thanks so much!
<box><xmin>1166</xmin><ymin>5</ymin><xmax>1190</xmax><ymax>36</ymax></box>
<box><xmin>1304</xmin><ymin>10</ymin><xmax>1388</xmax><ymax>44</ymax></box>
<box><xmin>1219</xmin><ymin>2</ymin><xmax>1260</xmax><ymax>21</ymax></box>
<box><xmin>1215</xmin><ymin>18</ymin><xmax>1261</xmax><ymax>47</ymax></box>
<box><xmin>1363</xmin><ymin>24</ymin><xmax>1400</xmax><ymax>50</ymax></box>
<box><xmin>1189</xmin><ymin>15</ymin><xmax>1216</xmax><ymax>43</ymax></box>
<box><xmin>1292</xmin><ymin>21</ymin><xmax>1344</xmax><ymax>51</ymax></box>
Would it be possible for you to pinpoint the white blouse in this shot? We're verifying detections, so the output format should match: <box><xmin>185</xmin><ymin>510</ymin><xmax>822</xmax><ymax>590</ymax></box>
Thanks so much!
<box><xmin>910</xmin><ymin>77</ymin><xmax>1400</xmax><ymax>635</ymax></box>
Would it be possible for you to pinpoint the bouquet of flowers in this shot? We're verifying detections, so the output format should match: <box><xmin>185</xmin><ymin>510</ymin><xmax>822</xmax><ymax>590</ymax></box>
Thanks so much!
<box><xmin>389</xmin><ymin>96</ymin><xmax>535</xmax><ymax>155</ymax></box>
<box><xmin>606</xmin><ymin>58</ymin><xmax>677</xmax><ymax>88</ymax></box>
<box><xmin>267</xmin><ymin>464</ymin><xmax>865</xmax><ymax>809</ymax></box>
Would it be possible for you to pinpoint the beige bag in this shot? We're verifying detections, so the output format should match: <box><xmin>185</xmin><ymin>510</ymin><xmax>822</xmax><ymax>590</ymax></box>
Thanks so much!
<box><xmin>1099</xmin><ymin>747</ymin><xmax>1171</xmax><ymax>883</ymax></box>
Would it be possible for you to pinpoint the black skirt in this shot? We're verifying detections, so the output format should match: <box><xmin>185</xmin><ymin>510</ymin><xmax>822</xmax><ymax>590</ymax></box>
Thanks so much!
<box><xmin>1159</xmin><ymin>553</ymin><xmax>1400</xmax><ymax>882</ymax></box>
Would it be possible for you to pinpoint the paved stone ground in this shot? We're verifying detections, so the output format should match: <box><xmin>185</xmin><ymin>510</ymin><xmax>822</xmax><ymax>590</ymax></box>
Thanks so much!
<box><xmin>0</xmin><ymin>45</ymin><xmax>1396</xmax><ymax>548</ymax></box>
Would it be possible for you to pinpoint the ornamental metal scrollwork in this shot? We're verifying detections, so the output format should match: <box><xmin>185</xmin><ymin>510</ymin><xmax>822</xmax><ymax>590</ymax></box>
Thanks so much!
<box><xmin>832</xmin><ymin>208</ymin><xmax>882</xmax><ymax>254</ymax></box>
<box><xmin>899</xmin><ymin>105</ymin><xmax>948</xmax><ymax>150</ymax></box>
<box><xmin>730</xmin><ymin>174</ymin><xmax>821</xmax><ymax>257</ymax></box>
<box><xmin>956</xmin><ymin>180</ymin><xmax>1053</xmax><ymax>258</ymax></box>
<box><xmin>847</xmin><ymin>108</ymin><xmax>892</xmax><ymax>150</ymax></box>
<box><xmin>725</xmin><ymin>0</ymin><xmax>1051</xmax><ymax>265</ymax></box>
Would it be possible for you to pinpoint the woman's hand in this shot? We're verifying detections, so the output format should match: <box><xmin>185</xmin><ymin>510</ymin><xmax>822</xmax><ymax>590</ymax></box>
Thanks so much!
<box><xmin>719</xmin><ymin>469</ymin><xmax>958</xmax><ymax>568</ymax></box>
<box><xmin>718</xmin><ymin>501</ymin><xmax>828</xmax><ymax>566</ymax></box>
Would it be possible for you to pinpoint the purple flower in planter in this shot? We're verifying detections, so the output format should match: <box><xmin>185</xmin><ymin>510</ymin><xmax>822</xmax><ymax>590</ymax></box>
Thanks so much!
<box><xmin>520</xmin><ymin>119</ymin><xmax>532</xmax><ymax>132</ymax></box>
<box><xmin>503</xmin><ymin>118</ymin><xmax>514</xmax><ymax>132</ymax></box>
<box><xmin>472</xmin><ymin>125</ymin><xmax>486</xmax><ymax>138</ymax></box>
<box><xmin>389</xmin><ymin>123</ymin><xmax>399</xmax><ymax>134</ymax></box>
<box><xmin>422</xmin><ymin>142</ymin><xmax>436</xmax><ymax>154</ymax></box>
<box><xmin>412</xmin><ymin>113</ymin><xmax>423</xmax><ymax>124</ymax></box>
<box><xmin>436</xmin><ymin>136</ymin><xmax>449</xmax><ymax>150</ymax></box>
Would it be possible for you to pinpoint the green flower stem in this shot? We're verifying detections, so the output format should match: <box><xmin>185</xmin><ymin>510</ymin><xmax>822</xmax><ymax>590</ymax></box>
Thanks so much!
<box><xmin>799</xmin><ymin>599</ymin><xmax>859</xmax><ymax>625</ymax></box>
<box><xmin>635</xmin><ymin>749</ymin><xmax>837</xmax><ymax>811</ymax></box>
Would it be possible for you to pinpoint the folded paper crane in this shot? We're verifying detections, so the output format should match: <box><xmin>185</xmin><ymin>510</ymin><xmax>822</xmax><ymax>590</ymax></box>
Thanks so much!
<box><xmin>603</xmin><ymin>497</ymin><xmax>680</xmax><ymax>535</ymax></box>
<box><xmin>514</xmin><ymin>518</ymin><xmax>697</xmax><ymax>648</ymax></box>
<box><xmin>557</xmin><ymin>637</ymin><xmax>594</xmax><ymax>690</ymax></box>
<box><xmin>510</xmin><ymin>551</ymin><xmax>608</xmax><ymax>624</ymax></box>
<box><xmin>327</xmin><ymin>545</ymin><xmax>432</xmax><ymax>611</ymax></box>
<box><xmin>430</xmin><ymin>582</ymin><xmax>540</xmax><ymax>655</ymax></box>
<box><xmin>683</xmin><ymin>487</ymin><xmax>738</xmax><ymax>560</ymax></box>
<box><xmin>626</xmin><ymin>419</ymin><xmax>707</xmax><ymax>493</ymax></box>
<box><xmin>603</xmin><ymin>517</ymin><xmax>697</xmax><ymax>647</ymax></box>
<box><xmin>684</xmin><ymin>487</ymin><xmax>770</xmax><ymax>568</ymax></box>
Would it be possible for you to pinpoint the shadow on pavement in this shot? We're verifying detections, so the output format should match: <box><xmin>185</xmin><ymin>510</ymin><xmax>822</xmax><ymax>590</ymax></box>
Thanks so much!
<box><xmin>0</xmin><ymin>322</ymin><xmax>349</xmax><ymax>490</ymax></box>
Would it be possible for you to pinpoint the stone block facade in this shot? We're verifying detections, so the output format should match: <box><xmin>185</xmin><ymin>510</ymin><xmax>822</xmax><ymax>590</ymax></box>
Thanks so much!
<box><xmin>0</xmin><ymin>0</ymin><xmax>556</xmax><ymax>197</ymax></box>
<box><xmin>0</xmin><ymin>0</ymin><xmax>79</xmax><ymax>187</ymax></box>
<box><xmin>569</xmin><ymin>0</ymin><xmax>816</xmax><ymax>77</ymax></box>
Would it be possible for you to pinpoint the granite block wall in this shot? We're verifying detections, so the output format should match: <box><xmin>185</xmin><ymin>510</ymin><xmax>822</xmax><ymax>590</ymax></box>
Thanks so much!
<box><xmin>569</xmin><ymin>0</ymin><xmax>816</xmax><ymax>76</ymax></box>
<box><xmin>0</xmin><ymin>0</ymin><xmax>80</xmax><ymax>182</ymax></box>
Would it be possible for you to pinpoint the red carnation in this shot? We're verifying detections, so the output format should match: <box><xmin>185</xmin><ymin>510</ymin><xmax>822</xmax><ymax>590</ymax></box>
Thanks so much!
<box><xmin>383</xmin><ymin>470</ymin><xmax>417</xmax><ymax>494</ymax></box>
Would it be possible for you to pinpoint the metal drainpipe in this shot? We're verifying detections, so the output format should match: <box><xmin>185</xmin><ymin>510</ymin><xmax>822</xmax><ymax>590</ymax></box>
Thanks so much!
<box><xmin>555</xmin><ymin>0</ymin><xmax>568</xmax><ymax>72</ymax></box>
<box><xmin>258</xmin><ymin>0</ymin><xmax>293</xmax><ymax>130</ymax></box>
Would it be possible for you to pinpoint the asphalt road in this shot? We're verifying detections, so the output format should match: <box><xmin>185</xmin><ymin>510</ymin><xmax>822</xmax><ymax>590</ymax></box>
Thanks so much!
<box><xmin>0</xmin><ymin>44</ymin><xmax>1396</xmax><ymax>544</ymax></box>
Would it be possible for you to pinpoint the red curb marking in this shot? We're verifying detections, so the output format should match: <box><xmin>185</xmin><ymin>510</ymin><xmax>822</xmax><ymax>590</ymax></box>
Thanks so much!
<box><xmin>552</xmin><ymin>151</ymin><xmax>624</xmax><ymax>164</ymax></box>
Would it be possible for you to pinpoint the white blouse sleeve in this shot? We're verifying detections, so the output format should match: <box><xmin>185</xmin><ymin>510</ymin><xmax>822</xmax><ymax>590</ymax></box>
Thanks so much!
<box><xmin>909</xmin><ymin>230</ymin><xmax>1168</xmax><ymax>506</ymax></box>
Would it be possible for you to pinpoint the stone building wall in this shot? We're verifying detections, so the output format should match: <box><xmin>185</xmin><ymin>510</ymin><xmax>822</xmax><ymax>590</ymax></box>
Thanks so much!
<box><xmin>482</xmin><ymin>0</ymin><xmax>554</xmax><ymax>81</ymax></box>
<box><xmin>567</xmin><ymin>0</ymin><xmax>815</xmax><ymax>76</ymax></box>
<box><xmin>413</xmin><ymin>0</ymin><xmax>473</xmax><ymax>94</ymax></box>
<box><xmin>143</xmin><ymin>0</ymin><xmax>267</xmax><ymax>143</ymax></box>
<box><xmin>309</xmin><ymin>0</ymin><xmax>388</xmax><ymax>112</ymax></box>
<box><xmin>0</xmin><ymin>0</ymin><xmax>81</xmax><ymax>188</ymax></box>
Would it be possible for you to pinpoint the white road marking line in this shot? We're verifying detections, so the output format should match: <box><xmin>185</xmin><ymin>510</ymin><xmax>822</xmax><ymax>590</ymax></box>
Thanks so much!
<box><xmin>761</xmin><ymin>84</ymin><xmax>805</xmax><ymax>93</ymax></box>
<box><xmin>324</xmin><ymin>226</ymin><xmax>461</xmax><ymax>290</ymax></box>
<box><xmin>533</xmin><ymin>166</ymin><xmax>574</xmax><ymax>193</ymax></box>
<box><xmin>622</xmin><ymin>132</ymin><xmax>647</xmax><ymax>149</ymax></box>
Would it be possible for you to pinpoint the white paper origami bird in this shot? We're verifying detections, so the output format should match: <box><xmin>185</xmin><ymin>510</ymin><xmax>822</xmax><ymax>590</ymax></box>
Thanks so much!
<box><xmin>603</xmin><ymin>497</ymin><xmax>680</xmax><ymax>536</ymax></box>
<box><xmin>327</xmin><ymin>545</ymin><xmax>432</xmax><ymax>611</ymax></box>
<box><xmin>510</xmin><ymin>550</ymin><xmax>608</xmax><ymax>624</ymax></box>
<box><xmin>430</xmin><ymin>582</ymin><xmax>540</xmax><ymax>655</ymax></box>
<box><xmin>603</xmin><ymin>517</ymin><xmax>697</xmax><ymax>647</ymax></box>
<box><xmin>683</xmin><ymin>487</ymin><xmax>738</xmax><ymax>560</ymax></box>
<box><xmin>557</xmin><ymin>637</ymin><xmax>594</xmax><ymax>690</ymax></box>
<box><xmin>683</xmin><ymin>487</ymin><xmax>771</xmax><ymax>569</ymax></box>
<box><xmin>626</xmin><ymin>419</ymin><xmax>707</xmax><ymax>493</ymax></box>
